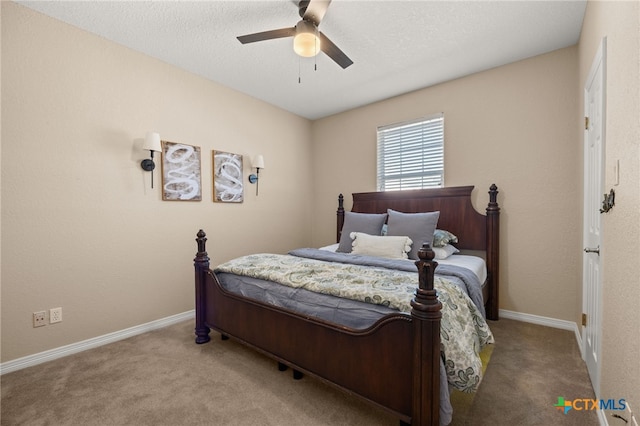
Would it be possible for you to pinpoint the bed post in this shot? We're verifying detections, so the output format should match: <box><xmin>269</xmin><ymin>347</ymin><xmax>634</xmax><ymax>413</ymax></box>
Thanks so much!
<box><xmin>194</xmin><ymin>229</ymin><xmax>211</xmax><ymax>344</ymax></box>
<box><xmin>486</xmin><ymin>184</ymin><xmax>500</xmax><ymax>321</ymax></box>
<box><xmin>411</xmin><ymin>244</ymin><xmax>442</xmax><ymax>426</ymax></box>
<box><xmin>336</xmin><ymin>194</ymin><xmax>345</xmax><ymax>243</ymax></box>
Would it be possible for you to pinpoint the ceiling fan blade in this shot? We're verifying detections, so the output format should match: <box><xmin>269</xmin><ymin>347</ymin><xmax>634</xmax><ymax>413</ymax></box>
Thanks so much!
<box><xmin>237</xmin><ymin>27</ymin><xmax>296</xmax><ymax>44</ymax></box>
<box><xmin>302</xmin><ymin>0</ymin><xmax>332</xmax><ymax>26</ymax></box>
<box><xmin>319</xmin><ymin>31</ymin><xmax>353</xmax><ymax>69</ymax></box>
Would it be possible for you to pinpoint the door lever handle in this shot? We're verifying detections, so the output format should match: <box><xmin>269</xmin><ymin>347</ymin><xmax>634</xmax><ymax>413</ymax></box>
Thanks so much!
<box><xmin>584</xmin><ymin>246</ymin><xmax>600</xmax><ymax>255</ymax></box>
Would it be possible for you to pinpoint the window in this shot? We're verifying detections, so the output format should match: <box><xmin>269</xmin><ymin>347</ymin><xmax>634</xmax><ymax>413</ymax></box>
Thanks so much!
<box><xmin>376</xmin><ymin>113</ymin><xmax>444</xmax><ymax>191</ymax></box>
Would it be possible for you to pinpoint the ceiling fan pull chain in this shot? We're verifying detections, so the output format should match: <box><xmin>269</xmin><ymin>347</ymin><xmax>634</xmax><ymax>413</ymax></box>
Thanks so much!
<box><xmin>298</xmin><ymin>56</ymin><xmax>302</xmax><ymax>84</ymax></box>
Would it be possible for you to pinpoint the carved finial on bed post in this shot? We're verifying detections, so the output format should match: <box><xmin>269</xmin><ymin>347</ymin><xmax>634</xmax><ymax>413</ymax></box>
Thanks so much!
<box><xmin>194</xmin><ymin>230</ymin><xmax>211</xmax><ymax>344</ymax></box>
<box><xmin>336</xmin><ymin>194</ymin><xmax>345</xmax><ymax>244</ymax></box>
<box><xmin>414</xmin><ymin>244</ymin><xmax>438</xmax><ymax>294</ymax></box>
<box><xmin>196</xmin><ymin>229</ymin><xmax>208</xmax><ymax>259</ymax></box>
<box><xmin>488</xmin><ymin>184</ymin><xmax>499</xmax><ymax>210</ymax></box>
<box><xmin>411</xmin><ymin>243</ymin><xmax>442</xmax><ymax>426</ymax></box>
<box><xmin>486</xmin><ymin>184</ymin><xmax>500</xmax><ymax>321</ymax></box>
<box><xmin>411</xmin><ymin>243</ymin><xmax>442</xmax><ymax>319</ymax></box>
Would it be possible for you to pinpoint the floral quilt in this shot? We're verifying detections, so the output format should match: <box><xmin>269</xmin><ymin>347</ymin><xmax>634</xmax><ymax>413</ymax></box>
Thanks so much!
<box><xmin>215</xmin><ymin>252</ymin><xmax>494</xmax><ymax>392</ymax></box>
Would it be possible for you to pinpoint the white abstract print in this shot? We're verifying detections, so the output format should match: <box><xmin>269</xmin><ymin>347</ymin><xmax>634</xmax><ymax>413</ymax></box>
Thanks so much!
<box><xmin>161</xmin><ymin>141</ymin><xmax>202</xmax><ymax>201</ymax></box>
<box><xmin>213</xmin><ymin>151</ymin><xmax>243</xmax><ymax>203</ymax></box>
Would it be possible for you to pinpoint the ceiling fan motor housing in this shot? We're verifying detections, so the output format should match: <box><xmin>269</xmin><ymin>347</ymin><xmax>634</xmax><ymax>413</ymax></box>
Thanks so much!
<box><xmin>298</xmin><ymin>0</ymin><xmax>311</xmax><ymax>18</ymax></box>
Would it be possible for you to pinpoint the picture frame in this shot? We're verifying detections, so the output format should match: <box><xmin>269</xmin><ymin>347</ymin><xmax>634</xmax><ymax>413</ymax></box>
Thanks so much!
<box><xmin>161</xmin><ymin>141</ymin><xmax>202</xmax><ymax>201</ymax></box>
<box><xmin>212</xmin><ymin>150</ymin><xmax>244</xmax><ymax>203</ymax></box>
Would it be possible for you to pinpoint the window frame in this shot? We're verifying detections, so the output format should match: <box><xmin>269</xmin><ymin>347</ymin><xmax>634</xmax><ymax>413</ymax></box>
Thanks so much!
<box><xmin>376</xmin><ymin>113</ymin><xmax>445</xmax><ymax>191</ymax></box>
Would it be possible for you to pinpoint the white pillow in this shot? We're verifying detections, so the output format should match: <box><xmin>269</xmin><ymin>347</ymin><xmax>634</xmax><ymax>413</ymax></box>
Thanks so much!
<box><xmin>432</xmin><ymin>244</ymin><xmax>459</xmax><ymax>260</ymax></box>
<box><xmin>318</xmin><ymin>243</ymin><xmax>339</xmax><ymax>252</ymax></box>
<box><xmin>350</xmin><ymin>232</ymin><xmax>413</xmax><ymax>260</ymax></box>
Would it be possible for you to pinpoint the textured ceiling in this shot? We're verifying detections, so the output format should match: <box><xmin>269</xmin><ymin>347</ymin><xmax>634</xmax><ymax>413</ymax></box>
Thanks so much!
<box><xmin>17</xmin><ymin>0</ymin><xmax>587</xmax><ymax>120</ymax></box>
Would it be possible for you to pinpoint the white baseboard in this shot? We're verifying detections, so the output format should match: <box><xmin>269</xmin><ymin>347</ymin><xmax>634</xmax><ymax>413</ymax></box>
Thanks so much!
<box><xmin>0</xmin><ymin>310</ymin><xmax>195</xmax><ymax>375</ymax></box>
<box><xmin>499</xmin><ymin>309</ymin><xmax>582</xmax><ymax>351</ymax></box>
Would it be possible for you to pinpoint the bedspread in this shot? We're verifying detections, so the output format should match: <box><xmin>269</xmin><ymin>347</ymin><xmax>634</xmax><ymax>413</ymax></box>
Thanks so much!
<box><xmin>290</xmin><ymin>248</ymin><xmax>486</xmax><ymax>318</ymax></box>
<box><xmin>215</xmin><ymin>251</ymin><xmax>494</xmax><ymax>393</ymax></box>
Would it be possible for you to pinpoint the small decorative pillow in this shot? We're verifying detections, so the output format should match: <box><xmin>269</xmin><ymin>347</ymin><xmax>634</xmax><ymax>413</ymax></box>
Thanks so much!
<box><xmin>337</xmin><ymin>211</ymin><xmax>388</xmax><ymax>253</ymax></box>
<box><xmin>350</xmin><ymin>232</ymin><xmax>413</xmax><ymax>260</ymax></box>
<box><xmin>433</xmin><ymin>229</ymin><xmax>459</xmax><ymax>248</ymax></box>
<box><xmin>433</xmin><ymin>244</ymin><xmax>459</xmax><ymax>260</ymax></box>
<box><xmin>386</xmin><ymin>209</ymin><xmax>440</xmax><ymax>260</ymax></box>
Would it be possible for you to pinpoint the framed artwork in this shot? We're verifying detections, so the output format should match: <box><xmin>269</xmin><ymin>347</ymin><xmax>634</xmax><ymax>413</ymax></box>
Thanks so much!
<box><xmin>212</xmin><ymin>150</ymin><xmax>244</xmax><ymax>203</ymax></box>
<box><xmin>161</xmin><ymin>141</ymin><xmax>202</xmax><ymax>201</ymax></box>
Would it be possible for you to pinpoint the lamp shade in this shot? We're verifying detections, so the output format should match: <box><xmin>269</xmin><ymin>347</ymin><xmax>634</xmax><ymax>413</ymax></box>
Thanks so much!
<box><xmin>143</xmin><ymin>132</ymin><xmax>162</xmax><ymax>152</ymax></box>
<box><xmin>252</xmin><ymin>155</ymin><xmax>265</xmax><ymax>169</ymax></box>
<box><xmin>293</xmin><ymin>20</ymin><xmax>320</xmax><ymax>57</ymax></box>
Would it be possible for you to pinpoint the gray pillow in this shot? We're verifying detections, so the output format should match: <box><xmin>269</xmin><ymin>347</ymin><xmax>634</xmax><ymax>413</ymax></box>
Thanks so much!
<box><xmin>337</xmin><ymin>212</ymin><xmax>388</xmax><ymax>253</ymax></box>
<box><xmin>386</xmin><ymin>209</ymin><xmax>440</xmax><ymax>260</ymax></box>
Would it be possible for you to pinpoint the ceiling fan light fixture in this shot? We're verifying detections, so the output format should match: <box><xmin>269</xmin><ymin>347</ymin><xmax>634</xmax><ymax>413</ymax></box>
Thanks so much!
<box><xmin>293</xmin><ymin>20</ymin><xmax>320</xmax><ymax>57</ymax></box>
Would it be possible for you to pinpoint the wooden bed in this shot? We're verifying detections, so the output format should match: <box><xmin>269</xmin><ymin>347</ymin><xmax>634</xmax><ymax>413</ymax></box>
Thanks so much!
<box><xmin>194</xmin><ymin>184</ymin><xmax>500</xmax><ymax>426</ymax></box>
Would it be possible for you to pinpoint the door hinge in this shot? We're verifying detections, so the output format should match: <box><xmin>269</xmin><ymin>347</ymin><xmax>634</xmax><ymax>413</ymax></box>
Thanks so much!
<box><xmin>585</xmin><ymin>116</ymin><xmax>589</xmax><ymax>130</ymax></box>
<box><xmin>582</xmin><ymin>313</ymin><xmax>587</xmax><ymax>327</ymax></box>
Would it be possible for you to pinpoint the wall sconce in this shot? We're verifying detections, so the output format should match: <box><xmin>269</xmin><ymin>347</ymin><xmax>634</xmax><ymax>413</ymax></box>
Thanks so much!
<box><xmin>248</xmin><ymin>155</ymin><xmax>265</xmax><ymax>196</ymax></box>
<box><xmin>140</xmin><ymin>132</ymin><xmax>162</xmax><ymax>188</ymax></box>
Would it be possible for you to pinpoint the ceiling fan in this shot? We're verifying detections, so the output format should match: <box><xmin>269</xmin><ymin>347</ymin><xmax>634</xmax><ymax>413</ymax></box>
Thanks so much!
<box><xmin>237</xmin><ymin>0</ymin><xmax>353</xmax><ymax>69</ymax></box>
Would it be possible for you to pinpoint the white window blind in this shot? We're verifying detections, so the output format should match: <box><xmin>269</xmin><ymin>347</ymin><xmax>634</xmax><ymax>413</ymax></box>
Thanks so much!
<box><xmin>377</xmin><ymin>113</ymin><xmax>444</xmax><ymax>191</ymax></box>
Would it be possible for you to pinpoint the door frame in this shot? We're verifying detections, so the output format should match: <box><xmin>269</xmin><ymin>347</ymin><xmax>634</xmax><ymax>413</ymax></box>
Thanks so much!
<box><xmin>582</xmin><ymin>36</ymin><xmax>606</xmax><ymax>397</ymax></box>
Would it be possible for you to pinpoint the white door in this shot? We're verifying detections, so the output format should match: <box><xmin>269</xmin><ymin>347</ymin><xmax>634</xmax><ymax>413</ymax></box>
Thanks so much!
<box><xmin>583</xmin><ymin>38</ymin><xmax>606</xmax><ymax>396</ymax></box>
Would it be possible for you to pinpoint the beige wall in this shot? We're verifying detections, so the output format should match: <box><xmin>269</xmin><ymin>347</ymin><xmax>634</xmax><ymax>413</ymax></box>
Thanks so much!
<box><xmin>1</xmin><ymin>2</ymin><xmax>313</xmax><ymax>362</ymax></box>
<box><xmin>579</xmin><ymin>0</ymin><xmax>640</xmax><ymax>411</ymax></box>
<box><xmin>311</xmin><ymin>46</ymin><xmax>582</xmax><ymax>323</ymax></box>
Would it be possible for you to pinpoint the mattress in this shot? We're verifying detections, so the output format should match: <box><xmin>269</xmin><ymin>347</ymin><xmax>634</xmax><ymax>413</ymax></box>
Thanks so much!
<box><xmin>436</xmin><ymin>254</ymin><xmax>486</xmax><ymax>283</ymax></box>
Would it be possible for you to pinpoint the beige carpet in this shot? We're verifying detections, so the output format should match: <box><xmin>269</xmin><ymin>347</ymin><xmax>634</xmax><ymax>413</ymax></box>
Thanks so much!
<box><xmin>450</xmin><ymin>319</ymin><xmax>598</xmax><ymax>426</ymax></box>
<box><xmin>1</xmin><ymin>318</ymin><xmax>599</xmax><ymax>425</ymax></box>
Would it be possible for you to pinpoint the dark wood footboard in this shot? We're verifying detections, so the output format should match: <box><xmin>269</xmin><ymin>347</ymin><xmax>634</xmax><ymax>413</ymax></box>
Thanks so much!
<box><xmin>194</xmin><ymin>231</ymin><xmax>442</xmax><ymax>425</ymax></box>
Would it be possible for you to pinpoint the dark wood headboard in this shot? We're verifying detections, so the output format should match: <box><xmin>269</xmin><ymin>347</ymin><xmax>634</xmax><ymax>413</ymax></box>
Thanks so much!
<box><xmin>336</xmin><ymin>184</ymin><xmax>500</xmax><ymax>320</ymax></box>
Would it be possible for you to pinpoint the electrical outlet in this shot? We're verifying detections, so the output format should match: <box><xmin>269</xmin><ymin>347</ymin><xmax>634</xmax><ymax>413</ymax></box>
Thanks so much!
<box><xmin>33</xmin><ymin>311</ymin><xmax>46</xmax><ymax>327</ymax></box>
<box><xmin>49</xmin><ymin>307</ymin><xmax>62</xmax><ymax>324</ymax></box>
